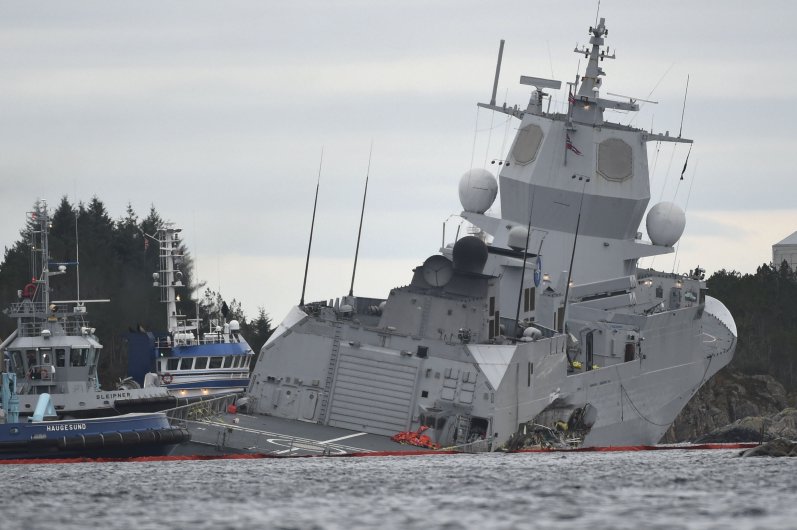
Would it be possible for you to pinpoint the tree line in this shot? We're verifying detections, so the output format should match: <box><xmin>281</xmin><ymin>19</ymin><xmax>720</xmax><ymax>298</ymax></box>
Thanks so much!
<box><xmin>708</xmin><ymin>261</ymin><xmax>797</xmax><ymax>392</ymax></box>
<box><xmin>0</xmin><ymin>197</ymin><xmax>273</xmax><ymax>385</ymax></box>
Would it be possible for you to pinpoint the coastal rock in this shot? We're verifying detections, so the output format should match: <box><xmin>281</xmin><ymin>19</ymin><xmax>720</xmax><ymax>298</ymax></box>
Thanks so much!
<box><xmin>663</xmin><ymin>370</ymin><xmax>789</xmax><ymax>443</ymax></box>
<box><xmin>739</xmin><ymin>438</ymin><xmax>797</xmax><ymax>457</ymax></box>
<box><xmin>694</xmin><ymin>408</ymin><xmax>797</xmax><ymax>443</ymax></box>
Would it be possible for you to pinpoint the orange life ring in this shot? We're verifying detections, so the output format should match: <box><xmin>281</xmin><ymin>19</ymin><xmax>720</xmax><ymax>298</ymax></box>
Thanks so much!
<box><xmin>22</xmin><ymin>283</ymin><xmax>36</xmax><ymax>299</ymax></box>
<box><xmin>161</xmin><ymin>373</ymin><xmax>173</xmax><ymax>385</ymax></box>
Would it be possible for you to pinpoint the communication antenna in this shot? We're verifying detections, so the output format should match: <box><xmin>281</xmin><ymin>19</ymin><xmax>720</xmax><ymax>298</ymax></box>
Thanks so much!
<box><xmin>678</xmin><ymin>74</ymin><xmax>690</xmax><ymax>138</ymax></box>
<box><xmin>489</xmin><ymin>40</ymin><xmax>505</xmax><ymax>106</ymax></box>
<box><xmin>74</xmin><ymin>207</ymin><xmax>80</xmax><ymax>302</ymax></box>
<box><xmin>349</xmin><ymin>142</ymin><xmax>373</xmax><ymax>297</ymax></box>
<box><xmin>300</xmin><ymin>149</ymin><xmax>323</xmax><ymax>306</ymax></box>
<box><xmin>514</xmin><ymin>193</ymin><xmax>536</xmax><ymax>337</ymax></box>
<box><xmin>562</xmin><ymin>175</ymin><xmax>591</xmax><ymax>326</ymax></box>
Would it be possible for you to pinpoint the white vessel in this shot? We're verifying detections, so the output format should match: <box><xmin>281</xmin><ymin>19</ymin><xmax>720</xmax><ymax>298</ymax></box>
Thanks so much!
<box><xmin>183</xmin><ymin>16</ymin><xmax>737</xmax><ymax>454</ymax></box>
<box><xmin>126</xmin><ymin>225</ymin><xmax>255</xmax><ymax>399</ymax></box>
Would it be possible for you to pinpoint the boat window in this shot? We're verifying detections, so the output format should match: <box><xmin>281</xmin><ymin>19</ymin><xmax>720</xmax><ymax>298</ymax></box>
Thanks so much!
<box><xmin>11</xmin><ymin>351</ymin><xmax>25</xmax><ymax>377</ymax></box>
<box><xmin>55</xmin><ymin>349</ymin><xmax>66</xmax><ymax>367</ymax></box>
<box><xmin>25</xmin><ymin>350</ymin><xmax>37</xmax><ymax>369</ymax></box>
<box><xmin>209</xmin><ymin>357</ymin><xmax>223</xmax><ymax>369</ymax></box>
<box><xmin>179</xmin><ymin>358</ymin><xmax>194</xmax><ymax>370</ymax></box>
<box><xmin>242</xmin><ymin>356</ymin><xmax>250</xmax><ymax>368</ymax></box>
<box><xmin>167</xmin><ymin>358</ymin><xmax>180</xmax><ymax>371</ymax></box>
<box><xmin>232</xmin><ymin>356</ymin><xmax>240</xmax><ymax>368</ymax></box>
<box><xmin>195</xmin><ymin>357</ymin><xmax>208</xmax><ymax>370</ymax></box>
<box><xmin>70</xmin><ymin>349</ymin><xmax>88</xmax><ymax>367</ymax></box>
<box><xmin>40</xmin><ymin>349</ymin><xmax>52</xmax><ymax>365</ymax></box>
<box><xmin>223</xmin><ymin>356</ymin><xmax>233</xmax><ymax>368</ymax></box>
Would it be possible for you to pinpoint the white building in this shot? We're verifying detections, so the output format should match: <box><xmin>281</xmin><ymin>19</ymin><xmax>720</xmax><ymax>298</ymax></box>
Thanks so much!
<box><xmin>773</xmin><ymin>231</ymin><xmax>797</xmax><ymax>271</ymax></box>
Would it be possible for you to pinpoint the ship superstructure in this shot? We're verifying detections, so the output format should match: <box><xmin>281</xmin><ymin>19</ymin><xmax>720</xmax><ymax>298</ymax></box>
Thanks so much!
<box><xmin>231</xmin><ymin>17</ymin><xmax>737</xmax><ymax>450</ymax></box>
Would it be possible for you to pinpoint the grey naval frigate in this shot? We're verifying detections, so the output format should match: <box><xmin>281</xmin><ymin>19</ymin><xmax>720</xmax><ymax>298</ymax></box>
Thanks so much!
<box><xmin>179</xmin><ymin>17</ymin><xmax>737</xmax><ymax>455</ymax></box>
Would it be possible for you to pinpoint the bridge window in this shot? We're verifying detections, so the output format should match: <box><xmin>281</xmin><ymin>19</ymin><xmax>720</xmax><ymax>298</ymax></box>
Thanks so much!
<box><xmin>179</xmin><ymin>358</ymin><xmax>194</xmax><ymax>370</ymax></box>
<box><xmin>223</xmin><ymin>356</ymin><xmax>233</xmax><ymax>368</ymax></box>
<box><xmin>195</xmin><ymin>357</ymin><xmax>208</xmax><ymax>370</ymax></box>
<box><xmin>167</xmin><ymin>358</ymin><xmax>180</xmax><ymax>371</ymax></box>
<box><xmin>56</xmin><ymin>349</ymin><xmax>66</xmax><ymax>367</ymax></box>
<box><xmin>11</xmin><ymin>351</ymin><xmax>25</xmax><ymax>378</ymax></box>
<box><xmin>209</xmin><ymin>357</ymin><xmax>223</xmax><ymax>369</ymax></box>
<box><xmin>524</xmin><ymin>287</ymin><xmax>535</xmax><ymax>312</ymax></box>
<box><xmin>70</xmin><ymin>349</ymin><xmax>88</xmax><ymax>367</ymax></box>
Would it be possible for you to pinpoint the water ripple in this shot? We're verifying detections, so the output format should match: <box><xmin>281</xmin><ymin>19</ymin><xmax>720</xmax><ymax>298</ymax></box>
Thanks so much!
<box><xmin>1</xmin><ymin>450</ymin><xmax>796</xmax><ymax>529</ymax></box>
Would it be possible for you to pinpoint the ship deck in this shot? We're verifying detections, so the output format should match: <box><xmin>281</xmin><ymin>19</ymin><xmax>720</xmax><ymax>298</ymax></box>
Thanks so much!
<box><xmin>172</xmin><ymin>411</ymin><xmax>440</xmax><ymax>457</ymax></box>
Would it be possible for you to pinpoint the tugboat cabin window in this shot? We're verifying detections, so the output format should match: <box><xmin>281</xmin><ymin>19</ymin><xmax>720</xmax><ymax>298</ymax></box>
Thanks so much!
<box><xmin>195</xmin><ymin>357</ymin><xmax>209</xmax><ymax>370</ymax></box>
<box><xmin>209</xmin><ymin>356</ymin><xmax>223</xmax><ymax>369</ymax></box>
<box><xmin>11</xmin><ymin>351</ymin><xmax>25</xmax><ymax>378</ymax></box>
<box><xmin>179</xmin><ymin>358</ymin><xmax>194</xmax><ymax>370</ymax></box>
<box><xmin>40</xmin><ymin>349</ymin><xmax>52</xmax><ymax>365</ymax></box>
<box><xmin>167</xmin><ymin>358</ymin><xmax>180</xmax><ymax>371</ymax></box>
<box><xmin>70</xmin><ymin>349</ymin><xmax>88</xmax><ymax>367</ymax></box>
<box><xmin>232</xmin><ymin>356</ymin><xmax>241</xmax><ymax>368</ymax></box>
<box><xmin>55</xmin><ymin>348</ymin><xmax>66</xmax><ymax>367</ymax></box>
<box><xmin>223</xmin><ymin>356</ymin><xmax>234</xmax><ymax>368</ymax></box>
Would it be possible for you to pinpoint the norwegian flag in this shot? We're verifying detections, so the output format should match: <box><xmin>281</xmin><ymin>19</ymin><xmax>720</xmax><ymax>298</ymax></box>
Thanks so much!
<box><xmin>568</xmin><ymin>90</ymin><xmax>576</xmax><ymax>106</ymax></box>
<box><xmin>566</xmin><ymin>133</ymin><xmax>582</xmax><ymax>156</ymax></box>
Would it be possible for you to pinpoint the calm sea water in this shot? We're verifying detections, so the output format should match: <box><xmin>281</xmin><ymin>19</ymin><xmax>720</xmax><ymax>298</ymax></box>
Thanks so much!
<box><xmin>3</xmin><ymin>449</ymin><xmax>796</xmax><ymax>529</ymax></box>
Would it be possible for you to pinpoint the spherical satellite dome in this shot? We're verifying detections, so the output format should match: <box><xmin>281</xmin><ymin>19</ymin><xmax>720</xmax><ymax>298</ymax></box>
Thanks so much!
<box><xmin>458</xmin><ymin>169</ymin><xmax>498</xmax><ymax>214</ymax></box>
<box><xmin>452</xmin><ymin>236</ymin><xmax>488</xmax><ymax>273</ymax></box>
<box><xmin>507</xmin><ymin>226</ymin><xmax>529</xmax><ymax>251</ymax></box>
<box><xmin>646</xmin><ymin>202</ymin><xmax>686</xmax><ymax>247</ymax></box>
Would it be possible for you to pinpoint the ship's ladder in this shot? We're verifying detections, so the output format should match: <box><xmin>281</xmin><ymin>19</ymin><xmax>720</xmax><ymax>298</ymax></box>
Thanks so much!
<box><xmin>318</xmin><ymin>322</ymin><xmax>343</xmax><ymax>423</ymax></box>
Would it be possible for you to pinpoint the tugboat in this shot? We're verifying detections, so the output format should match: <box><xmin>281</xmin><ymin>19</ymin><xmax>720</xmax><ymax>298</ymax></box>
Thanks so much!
<box><xmin>125</xmin><ymin>225</ymin><xmax>255</xmax><ymax>399</ymax></box>
<box><xmin>0</xmin><ymin>371</ymin><xmax>189</xmax><ymax>461</ymax></box>
<box><xmin>180</xmin><ymin>16</ymin><xmax>737</xmax><ymax>455</ymax></box>
<box><xmin>0</xmin><ymin>201</ymin><xmax>176</xmax><ymax>419</ymax></box>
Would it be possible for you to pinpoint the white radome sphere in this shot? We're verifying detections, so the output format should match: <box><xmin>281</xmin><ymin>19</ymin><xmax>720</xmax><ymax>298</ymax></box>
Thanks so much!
<box><xmin>646</xmin><ymin>202</ymin><xmax>686</xmax><ymax>247</ymax></box>
<box><xmin>507</xmin><ymin>226</ymin><xmax>529</xmax><ymax>250</ymax></box>
<box><xmin>458</xmin><ymin>169</ymin><xmax>497</xmax><ymax>214</ymax></box>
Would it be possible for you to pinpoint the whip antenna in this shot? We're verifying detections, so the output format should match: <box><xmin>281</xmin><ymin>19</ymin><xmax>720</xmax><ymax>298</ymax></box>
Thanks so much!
<box><xmin>349</xmin><ymin>142</ymin><xmax>373</xmax><ymax>297</ymax></box>
<box><xmin>300</xmin><ymin>148</ymin><xmax>323</xmax><ymax>306</ymax></box>
<box><xmin>678</xmin><ymin>74</ymin><xmax>690</xmax><ymax>138</ymax></box>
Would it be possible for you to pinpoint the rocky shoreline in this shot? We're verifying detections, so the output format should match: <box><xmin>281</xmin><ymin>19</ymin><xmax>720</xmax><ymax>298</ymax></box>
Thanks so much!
<box><xmin>664</xmin><ymin>369</ymin><xmax>797</xmax><ymax>444</ymax></box>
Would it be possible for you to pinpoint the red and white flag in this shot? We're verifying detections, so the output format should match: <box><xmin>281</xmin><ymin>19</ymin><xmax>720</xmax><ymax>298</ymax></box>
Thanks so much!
<box><xmin>566</xmin><ymin>133</ymin><xmax>582</xmax><ymax>156</ymax></box>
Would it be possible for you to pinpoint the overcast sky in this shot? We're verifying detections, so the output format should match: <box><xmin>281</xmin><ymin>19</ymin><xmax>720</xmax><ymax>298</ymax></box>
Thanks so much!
<box><xmin>1</xmin><ymin>0</ymin><xmax>794</xmax><ymax>322</ymax></box>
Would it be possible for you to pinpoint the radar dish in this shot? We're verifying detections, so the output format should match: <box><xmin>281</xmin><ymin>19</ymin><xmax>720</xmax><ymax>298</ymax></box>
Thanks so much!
<box><xmin>452</xmin><ymin>236</ymin><xmax>488</xmax><ymax>274</ymax></box>
<box><xmin>507</xmin><ymin>226</ymin><xmax>529</xmax><ymax>251</ymax></box>
<box><xmin>646</xmin><ymin>202</ymin><xmax>686</xmax><ymax>247</ymax></box>
<box><xmin>458</xmin><ymin>169</ymin><xmax>497</xmax><ymax>214</ymax></box>
<box><xmin>422</xmin><ymin>255</ymin><xmax>454</xmax><ymax>287</ymax></box>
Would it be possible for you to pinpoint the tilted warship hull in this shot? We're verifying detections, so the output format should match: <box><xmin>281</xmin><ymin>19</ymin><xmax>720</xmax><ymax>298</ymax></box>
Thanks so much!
<box><xmin>181</xmin><ymin>16</ymin><xmax>736</xmax><ymax>455</ymax></box>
